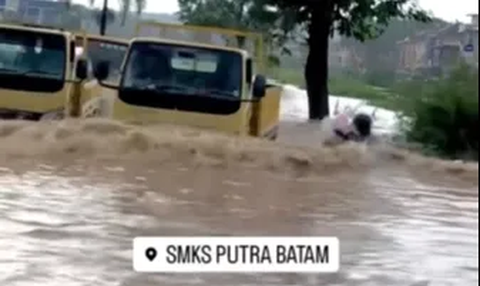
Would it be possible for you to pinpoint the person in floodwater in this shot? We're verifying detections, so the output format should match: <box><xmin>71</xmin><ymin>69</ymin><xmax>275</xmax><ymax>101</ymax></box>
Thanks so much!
<box><xmin>329</xmin><ymin>101</ymin><xmax>376</xmax><ymax>144</ymax></box>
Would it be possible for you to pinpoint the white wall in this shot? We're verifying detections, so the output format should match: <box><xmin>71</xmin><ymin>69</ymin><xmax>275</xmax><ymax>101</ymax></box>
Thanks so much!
<box><xmin>5</xmin><ymin>0</ymin><xmax>19</xmax><ymax>10</ymax></box>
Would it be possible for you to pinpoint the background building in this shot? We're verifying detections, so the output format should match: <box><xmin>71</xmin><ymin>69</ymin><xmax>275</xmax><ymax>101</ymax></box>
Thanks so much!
<box><xmin>0</xmin><ymin>0</ymin><xmax>69</xmax><ymax>25</ymax></box>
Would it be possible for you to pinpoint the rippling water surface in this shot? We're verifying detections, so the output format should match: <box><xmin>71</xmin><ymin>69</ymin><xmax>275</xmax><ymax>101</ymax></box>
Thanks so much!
<box><xmin>0</xmin><ymin>88</ymin><xmax>478</xmax><ymax>286</ymax></box>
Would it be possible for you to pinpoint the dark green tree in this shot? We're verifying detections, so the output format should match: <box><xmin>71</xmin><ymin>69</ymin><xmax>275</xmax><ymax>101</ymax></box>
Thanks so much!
<box><xmin>178</xmin><ymin>0</ymin><xmax>278</xmax><ymax>46</ymax></box>
<box><xmin>177</xmin><ymin>0</ymin><xmax>287</xmax><ymax>68</ymax></box>
<box><xmin>262</xmin><ymin>0</ymin><xmax>431</xmax><ymax>120</ymax></box>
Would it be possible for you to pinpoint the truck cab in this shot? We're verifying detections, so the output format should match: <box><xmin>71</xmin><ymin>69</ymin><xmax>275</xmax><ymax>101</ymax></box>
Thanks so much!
<box><xmin>83</xmin><ymin>22</ymin><xmax>282</xmax><ymax>140</ymax></box>
<box><xmin>0</xmin><ymin>23</ymin><xmax>88</xmax><ymax>120</ymax></box>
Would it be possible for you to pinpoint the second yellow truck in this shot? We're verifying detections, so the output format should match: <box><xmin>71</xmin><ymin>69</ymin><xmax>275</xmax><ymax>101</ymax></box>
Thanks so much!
<box><xmin>78</xmin><ymin>22</ymin><xmax>283</xmax><ymax>140</ymax></box>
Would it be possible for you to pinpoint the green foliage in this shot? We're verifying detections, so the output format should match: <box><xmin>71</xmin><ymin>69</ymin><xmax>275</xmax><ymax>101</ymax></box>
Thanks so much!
<box><xmin>262</xmin><ymin>0</ymin><xmax>431</xmax><ymax>41</ymax></box>
<box><xmin>329</xmin><ymin>76</ymin><xmax>395</xmax><ymax>106</ymax></box>
<box><xmin>177</xmin><ymin>0</ymin><xmax>285</xmax><ymax>56</ymax></box>
<box><xmin>178</xmin><ymin>0</ymin><xmax>277</xmax><ymax>31</ymax></box>
<box><xmin>260</xmin><ymin>0</ymin><xmax>431</xmax><ymax>119</ymax></box>
<box><xmin>177</xmin><ymin>0</ymin><xmax>432</xmax><ymax>71</ymax></box>
<box><xmin>179</xmin><ymin>0</ymin><xmax>432</xmax><ymax>120</ymax></box>
<box><xmin>267</xmin><ymin>67</ymin><xmax>305</xmax><ymax>86</ymax></box>
<box><xmin>396</xmin><ymin>64</ymin><xmax>479</xmax><ymax>160</ymax></box>
<box><xmin>267</xmin><ymin>67</ymin><xmax>396</xmax><ymax>107</ymax></box>
<box><xmin>267</xmin><ymin>55</ymin><xmax>281</xmax><ymax>68</ymax></box>
<box><xmin>362</xmin><ymin>69</ymin><xmax>397</xmax><ymax>88</ymax></box>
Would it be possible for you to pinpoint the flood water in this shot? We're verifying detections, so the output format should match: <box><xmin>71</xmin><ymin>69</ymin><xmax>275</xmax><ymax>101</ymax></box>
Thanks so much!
<box><xmin>0</xmin><ymin>88</ymin><xmax>478</xmax><ymax>286</ymax></box>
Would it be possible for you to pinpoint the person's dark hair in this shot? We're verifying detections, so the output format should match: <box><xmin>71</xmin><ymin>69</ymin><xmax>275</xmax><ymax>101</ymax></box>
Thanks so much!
<box><xmin>352</xmin><ymin>113</ymin><xmax>373</xmax><ymax>137</ymax></box>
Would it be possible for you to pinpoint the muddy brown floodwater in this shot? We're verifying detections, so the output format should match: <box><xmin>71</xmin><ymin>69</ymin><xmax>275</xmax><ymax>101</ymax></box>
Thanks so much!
<box><xmin>0</xmin><ymin>118</ymin><xmax>477</xmax><ymax>286</ymax></box>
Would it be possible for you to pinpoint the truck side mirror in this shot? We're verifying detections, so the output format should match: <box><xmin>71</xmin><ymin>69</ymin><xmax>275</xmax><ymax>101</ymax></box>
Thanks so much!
<box><xmin>246</xmin><ymin>58</ymin><xmax>253</xmax><ymax>85</ymax></box>
<box><xmin>94</xmin><ymin>61</ymin><xmax>110</xmax><ymax>82</ymax></box>
<box><xmin>252</xmin><ymin>74</ymin><xmax>266</xmax><ymax>99</ymax></box>
<box><xmin>75</xmin><ymin>58</ymin><xmax>88</xmax><ymax>80</ymax></box>
<box><xmin>69</xmin><ymin>41</ymin><xmax>76</xmax><ymax>62</ymax></box>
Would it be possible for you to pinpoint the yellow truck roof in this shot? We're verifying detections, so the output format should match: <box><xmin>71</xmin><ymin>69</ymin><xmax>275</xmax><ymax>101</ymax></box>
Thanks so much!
<box><xmin>0</xmin><ymin>22</ymin><xmax>72</xmax><ymax>38</ymax></box>
<box><xmin>74</xmin><ymin>33</ymin><xmax>129</xmax><ymax>45</ymax></box>
<box><xmin>131</xmin><ymin>37</ymin><xmax>249</xmax><ymax>57</ymax></box>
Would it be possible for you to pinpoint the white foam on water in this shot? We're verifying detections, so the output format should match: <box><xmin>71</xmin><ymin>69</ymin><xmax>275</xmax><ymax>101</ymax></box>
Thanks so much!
<box><xmin>280</xmin><ymin>84</ymin><xmax>400</xmax><ymax>135</ymax></box>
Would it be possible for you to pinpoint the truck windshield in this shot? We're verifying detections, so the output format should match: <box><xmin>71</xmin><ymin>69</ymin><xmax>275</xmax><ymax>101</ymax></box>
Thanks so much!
<box><xmin>0</xmin><ymin>28</ymin><xmax>66</xmax><ymax>81</ymax></box>
<box><xmin>122</xmin><ymin>42</ymin><xmax>242</xmax><ymax>98</ymax></box>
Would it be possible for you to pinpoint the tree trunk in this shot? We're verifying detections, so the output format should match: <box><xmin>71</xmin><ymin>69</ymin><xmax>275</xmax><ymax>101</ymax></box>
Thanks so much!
<box><xmin>99</xmin><ymin>0</ymin><xmax>109</xmax><ymax>35</ymax></box>
<box><xmin>304</xmin><ymin>4</ymin><xmax>333</xmax><ymax>120</ymax></box>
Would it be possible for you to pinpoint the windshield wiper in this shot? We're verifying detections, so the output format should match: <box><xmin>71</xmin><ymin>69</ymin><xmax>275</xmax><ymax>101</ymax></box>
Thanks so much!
<box><xmin>0</xmin><ymin>68</ymin><xmax>59</xmax><ymax>77</ymax></box>
<box><xmin>206</xmin><ymin>89</ymin><xmax>238</xmax><ymax>98</ymax></box>
<box><xmin>171</xmin><ymin>89</ymin><xmax>240</xmax><ymax>101</ymax></box>
<box><xmin>20</xmin><ymin>70</ymin><xmax>59</xmax><ymax>77</ymax></box>
<box><xmin>127</xmin><ymin>84</ymin><xmax>238</xmax><ymax>99</ymax></box>
<box><xmin>154</xmin><ymin>84</ymin><xmax>191</xmax><ymax>92</ymax></box>
<box><xmin>132</xmin><ymin>83</ymin><xmax>191</xmax><ymax>93</ymax></box>
<box><xmin>0</xmin><ymin>67</ymin><xmax>21</xmax><ymax>74</ymax></box>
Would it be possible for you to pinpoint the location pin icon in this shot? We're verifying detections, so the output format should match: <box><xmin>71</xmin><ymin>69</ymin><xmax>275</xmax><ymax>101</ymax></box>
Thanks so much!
<box><xmin>145</xmin><ymin>247</ymin><xmax>157</xmax><ymax>262</ymax></box>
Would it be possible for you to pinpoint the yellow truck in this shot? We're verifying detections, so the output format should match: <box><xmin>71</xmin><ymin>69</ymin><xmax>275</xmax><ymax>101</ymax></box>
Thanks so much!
<box><xmin>0</xmin><ymin>23</ymin><xmax>129</xmax><ymax>120</ymax></box>
<box><xmin>78</xmin><ymin>22</ymin><xmax>282</xmax><ymax>140</ymax></box>
<box><xmin>67</xmin><ymin>33</ymin><xmax>128</xmax><ymax>117</ymax></box>
<box><xmin>0</xmin><ymin>22</ymin><xmax>91</xmax><ymax>120</ymax></box>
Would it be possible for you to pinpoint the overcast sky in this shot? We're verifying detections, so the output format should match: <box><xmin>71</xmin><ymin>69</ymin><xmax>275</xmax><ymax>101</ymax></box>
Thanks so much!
<box><xmin>78</xmin><ymin>0</ymin><xmax>478</xmax><ymax>23</ymax></box>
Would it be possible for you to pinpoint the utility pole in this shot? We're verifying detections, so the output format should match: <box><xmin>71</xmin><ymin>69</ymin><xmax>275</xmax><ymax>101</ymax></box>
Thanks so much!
<box><xmin>99</xmin><ymin>0</ymin><xmax>108</xmax><ymax>35</ymax></box>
